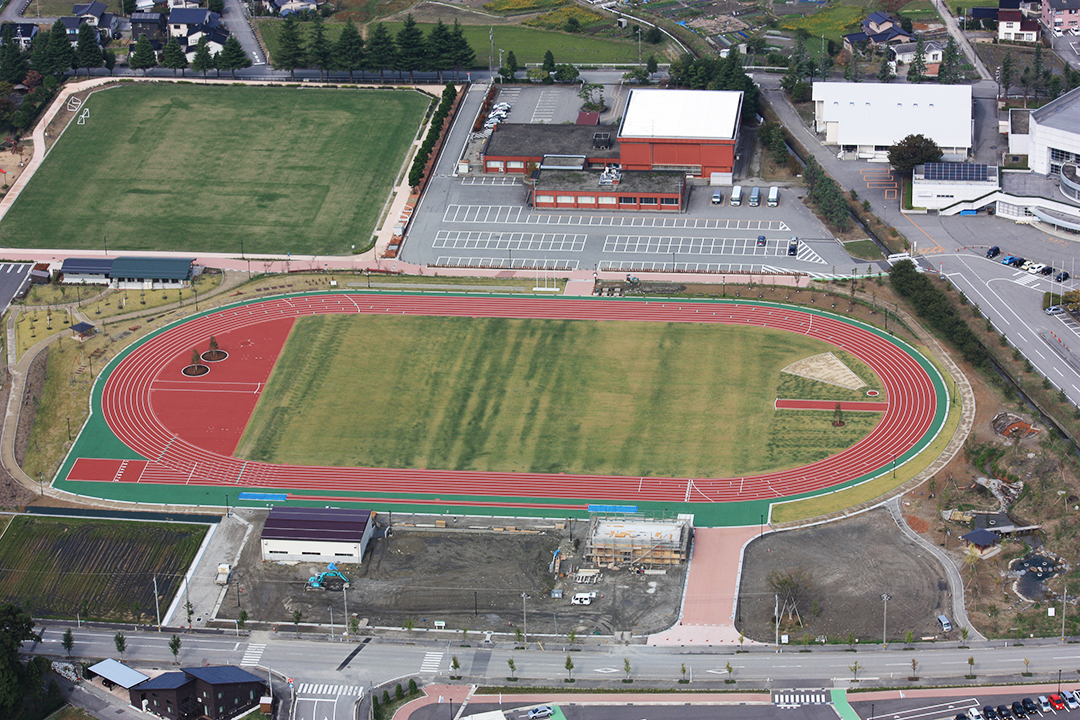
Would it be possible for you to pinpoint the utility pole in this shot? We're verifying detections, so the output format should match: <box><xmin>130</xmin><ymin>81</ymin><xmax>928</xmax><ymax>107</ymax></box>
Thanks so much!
<box><xmin>344</xmin><ymin>587</ymin><xmax>349</xmax><ymax>640</ymax></box>
<box><xmin>774</xmin><ymin>593</ymin><xmax>779</xmax><ymax>651</ymax></box>
<box><xmin>881</xmin><ymin>593</ymin><xmax>891</xmax><ymax>647</ymax></box>
<box><xmin>1062</xmin><ymin>581</ymin><xmax>1067</xmax><ymax>643</ymax></box>
<box><xmin>153</xmin><ymin>576</ymin><xmax>161</xmax><ymax>630</ymax></box>
<box><xmin>521</xmin><ymin>593</ymin><xmax>529</xmax><ymax>645</ymax></box>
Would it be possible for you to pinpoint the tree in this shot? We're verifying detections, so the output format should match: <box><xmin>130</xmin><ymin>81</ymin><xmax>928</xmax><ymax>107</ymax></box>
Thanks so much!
<box><xmin>568</xmin><ymin>629</ymin><xmax>577</xmax><ymax>645</ymax></box>
<box><xmin>29</xmin><ymin>29</ymin><xmax>51</xmax><ymax>77</ymax></box>
<box><xmin>449</xmin><ymin>20</ymin><xmax>474</xmax><ymax>81</ymax></box>
<box><xmin>129</xmin><ymin>34</ymin><xmax>157</xmax><ymax>75</ymax></box>
<box><xmin>504</xmin><ymin>49</ymin><xmax>519</xmax><ymax>78</ymax></box>
<box><xmin>292</xmin><ymin>609</ymin><xmax>302</xmax><ymax>637</ymax></box>
<box><xmin>904</xmin><ymin>630</ymin><xmax>914</xmax><ymax>647</ymax></box>
<box><xmin>218</xmin><ymin>36</ymin><xmax>251</xmax><ymax>78</ymax></box>
<box><xmin>646</xmin><ymin>54</ymin><xmax>658</xmax><ymax>75</ymax></box>
<box><xmin>395</xmin><ymin>14</ymin><xmax>425</xmax><ymax>82</ymax></box>
<box><xmin>623</xmin><ymin>657</ymin><xmax>632</xmax><ymax>682</ymax></box>
<box><xmin>450</xmin><ymin>655</ymin><xmax>460</xmax><ymax>678</ymax></box>
<box><xmin>966</xmin><ymin>656</ymin><xmax>975</xmax><ymax>677</ymax></box>
<box><xmin>680</xmin><ymin>663</ymin><xmax>687</xmax><ymax>683</ymax></box>
<box><xmin>0</xmin><ymin>604</ymin><xmax>40</xmax><ymax>718</ymax></box>
<box><xmin>899</xmin><ymin>15</ymin><xmax>913</xmax><ymax>33</ymax></box>
<box><xmin>745</xmin><ymin>36</ymin><xmax>766</xmax><ymax>56</ymax></box>
<box><xmin>185</xmin><ymin>600</ymin><xmax>194</xmax><ymax>626</ymax></box>
<box><xmin>61</xmin><ymin>628</ymin><xmax>73</xmax><ymax>657</ymax></box>
<box><xmin>525</xmin><ymin>67</ymin><xmax>548</xmax><ymax>83</ymax></box>
<box><xmin>553</xmin><ymin>63</ymin><xmax>579</xmax><ymax>83</ymax></box>
<box><xmin>208</xmin><ymin>0</ymin><xmax>224</xmax><ymax>12</ymax></box>
<box><xmin>426</xmin><ymin>19</ymin><xmax>453</xmax><ymax>82</ymax></box>
<box><xmin>564</xmin><ymin>655</ymin><xmax>574</xmax><ymax>681</ymax></box>
<box><xmin>767</xmin><ymin>568</ymin><xmax>814</xmax><ymax>625</ymax></box>
<box><xmin>564</xmin><ymin>16</ymin><xmax>580</xmax><ymax>32</ymax></box>
<box><xmin>168</xmin><ymin>634</ymin><xmax>181</xmax><ymax>664</ymax></box>
<box><xmin>46</xmin><ymin>19</ymin><xmax>74</xmax><ymax>76</ymax></box>
<box><xmin>725</xmin><ymin>661</ymin><xmax>733</xmax><ymax>679</ymax></box>
<box><xmin>644</xmin><ymin>25</ymin><xmax>662</xmax><ymax>43</ymax></box>
<box><xmin>404</xmin><ymin>617</ymin><xmax>415</xmax><ymax>636</ymax></box>
<box><xmin>960</xmin><ymin>625</ymin><xmax>970</xmax><ymax>644</ymax></box>
<box><xmin>160</xmin><ymin>36</ymin><xmax>187</xmax><ymax>77</ymax></box>
<box><xmin>909</xmin><ymin>658</ymin><xmax>919</xmax><ymax>680</ymax></box>
<box><xmin>190</xmin><ymin>349</ymin><xmax>201</xmax><ymax>368</ymax></box>
<box><xmin>939</xmin><ymin>36</ymin><xmax>961</xmax><ymax>84</ymax></box>
<box><xmin>514</xmin><ymin>625</ymin><xmax>523</xmax><ymax>645</ymax></box>
<box><xmin>843</xmin><ymin>54</ymin><xmax>863</xmax><ymax>82</ymax></box>
<box><xmin>1023</xmin><ymin>657</ymin><xmax>1031</xmax><ymax>675</ymax></box>
<box><xmin>887</xmin><ymin>133</ymin><xmax>942</xmax><ymax>176</ymax></box>
<box><xmin>114</xmin><ymin>631</ymin><xmax>127</xmax><ymax>659</ymax></box>
<box><xmin>849</xmin><ymin>660</ymin><xmax>861</xmax><ymax>681</ymax></box>
<box><xmin>307</xmin><ymin>16</ymin><xmax>332</xmax><ymax>80</ymax></box>
<box><xmin>333</xmin><ymin>21</ymin><xmax>365</xmax><ymax>80</ymax></box>
<box><xmin>274</xmin><ymin>15</ymin><xmax>304</xmax><ymax>78</ymax></box>
<box><xmin>1000</xmin><ymin>51</ymin><xmax>1014</xmax><ymax>98</ymax></box>
<box><xmin>542</xmin><ymin>49</ymin><xmax>555</xmax><ymax>73</ymax></box>
<box><xmin>237</xmin><ymin>609</ymin><xmax>248</xmax><ymax>629</ymax></box>
<box><xmin>908</xmin><ymin>36</ymin><xmax>926</xmax><ymax>84</ymax></box>
<box><xmin>192</xmin><ymin>37</ymin><xmax>214</xmax><ymax>77</ymax></box>
<box><xmin>877</xmin><ymin>54</ymin><xmax>893</xmax><ymax>83</ymax></box>
<box><xmin>103</xmin><ymin>48</ymin><xmax>116</xmax><ymax>75</ymax></box>
<box><xmin>506</xmin><ymin>657</ymin><xmax>516</xmax><ymax>680</ymax></box>
<box><xmin>0</xmin><ymin>25</ymin><xmax>28</xmax><ymax>84</ymax></box>
<box><xmin>366</xmin><ymin>22</ymin><xmax>396</xmax><ymax>81</ymax></box>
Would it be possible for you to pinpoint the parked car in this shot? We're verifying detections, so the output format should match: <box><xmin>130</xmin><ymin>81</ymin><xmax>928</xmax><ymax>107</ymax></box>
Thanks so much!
<box><xmin>969</xmin><ymin>708</ymin><xmax>986</xmax><ymax>720</ymax></box>
<box><xmin>987</xmin><ymin>246</ymin><xmax>1001</xmax><ymax>258</ymax></box>
<box><xmin>1002</xmin><ymin>255</ymin><xmax>1017</xmax><ymax>265</ymax></box>
<box><xmin>1048</xmin><ymin>696</ymin><xmax>1065</xmax><ymax>711</ymax></box>
<box><xmin>1038</xmin><ymin>697</ymin><xmax>1051</xmax><ymax>713</ymax></box>
<box><xmin>528</xmin><ymin>707</ymin><xmax>554</xmax><ymax>719</ymax></box>
<box><xmin>493</xmin><ymin>102</ymin><xmax>511</xmax><ymax>111</ymax></box>
<box><xmin>1060</xmin><ymin>690</ymin><xmax>1078</xmax><ymax>709</ymax></box>
<box><xmin>1041</xmin><ymin>265</ymin><xmax>1056</xmax><ymax>275</ymax></box>
<box><xmin>757</xmin><ymin>235</ymin><xmax>767</xmax><ymax>247</ymax></box>
<box><xmin>1010</xmin><ymin>257</ymin><xmax>1026</xmax><ymax>267</ymax></box>
<box><xmin>1021</xmin><ymin>260</ymin><xmax>1037</xmax><ymax>271</ymax></box>
<box><xmin>1046</xmin><ymin>305</ymin><xmax>1065</xmax><ymax>315</ymax></box>
<box><xmin>1012</xmin><ymin>701</ymin><xmax>1027</xmax><ymax>718</ymax></box>
<box><xmin>998</xmin><ymin>705</ymin><xmax>1013</xmax><ymax>719</ymax></box>
<box><xmin>1057</xmin><ymin>271</ymin><xmax>1071</xmax><ymax>282</ymax></box>
<box><xmin>1022</xmin><ymin>698</ymin><xmax>1038</xmax><ymax>715</ymax></box>
<box><xmin>1027</xmin><ymin>263</ymin><xmax>1046</xmax><ymax>274</ymax></box>
<box><xmin>788</xmin><ymin>237</ymin><xmax>799</xmax><ymax>256</ymax></box>
<box><xmin>985</xmin><ymin>707</ymin><xmax>999</xmax><ymax>720</ymax></box>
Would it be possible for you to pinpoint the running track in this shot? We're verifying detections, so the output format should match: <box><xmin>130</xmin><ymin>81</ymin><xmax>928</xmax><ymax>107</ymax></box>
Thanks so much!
<box><xmin>68</xmin><ymin>294</ymin><xmax>943</xmax><ymax>509</ymax></box>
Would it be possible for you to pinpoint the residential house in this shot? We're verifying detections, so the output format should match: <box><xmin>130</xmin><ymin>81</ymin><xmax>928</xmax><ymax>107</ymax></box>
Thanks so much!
<box><xmin>58</xmin><ymin>16</ymin><xmax>100</xmax><ymax>47</ymax></box>
<box><xmin>167</xmin><ymin>7</ymin><xmax>219</xmax><ymax>39</ymax></box>
<box><xmin>167</xmin><ymin>0</ymin><xmax>203</xmax><ymax>8</ymax></box>
<box><xmin>129</xmin><ymin>11</ymin><xmax>166</xmax><ymax>44</ymax></box>
<box><xmin>72</xmin><ymin>1</ymin><xmax>119</xmax><ymax>37</ymax></box>
<box><xmin>843</xmin><ymin>11</ymin><xmax>913</xmax><ymax>53</ymax></box>
<box><xmin>999</xmin><ymin>9</ymin><xmax>1040</xmax><ymax>39</ymax></box>
<box><xmin>184</xmin><ymin>25</ymin><xmax>227</xmax><ymax>59</ymax></box>
<box><xmin>271</xmin><ymin>0</ymin><xmax>316</xmax><ymax>15</ymax></box>
<box><xmin>128</xmin><ymin>666</ymin><xmax>267</xmax><ymax>720</ymax></box>
<box><xmin>890</xmin><ymin>39</ymin><xmax>943</xmax><ymax>64</ymax></box>
<box><xmin>0</xmin><ymin>22</ymin><xmax>38</xmax><ymax>49</ymax></box>
<box><xmin>1042</xmin><ymin>0</ymin><xmax>1080</xmax><ymax>34</ymax></box>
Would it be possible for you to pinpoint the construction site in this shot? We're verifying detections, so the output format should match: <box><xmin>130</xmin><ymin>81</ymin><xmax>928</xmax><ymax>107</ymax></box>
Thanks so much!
<box><xmin>583</xmin><ymin>515</ymin><xmax>693</xmax><ymax>567</ymax></box>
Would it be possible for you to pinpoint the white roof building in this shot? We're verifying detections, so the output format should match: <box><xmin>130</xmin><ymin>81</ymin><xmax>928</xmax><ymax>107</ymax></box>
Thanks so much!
<box><xmin>618</xmin><ymin>89</ymin><xmax>742</xmax><ymax>141</ymax></box>
<box><xmin>1029</xmin><ymin>85</ymin><xmax>1080</xmax><ymax>177</ymax></box>
<box><xmin>812</xmin><ymin>81</ymin><xmax>972</xmax><ymax>161</ymax></box>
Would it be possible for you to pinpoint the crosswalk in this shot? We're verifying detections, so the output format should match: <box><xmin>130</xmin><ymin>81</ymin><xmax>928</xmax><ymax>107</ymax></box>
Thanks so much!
<box><xmin>296</xmin><ymin>683</ymin><xmax>363</xmax><ymax>697</ymax></box>
<box><xmin>240</xmin><ymin>643</ymin><xmax>265</xmax><ymax>667</ymax></box>
<box><xmin>419</xmin><ymin>651</ymin><xmax>443</xmax><ymax>673</ymax></box>
<box><xmin>773</xmin><ymin>690</ymin><xmax>828</xmax><ymax>707</ymax></box>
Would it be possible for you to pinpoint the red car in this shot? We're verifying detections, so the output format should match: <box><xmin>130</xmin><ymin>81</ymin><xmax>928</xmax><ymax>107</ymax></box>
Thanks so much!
<box><xmin>1049</xmin><ymin>695</ymin><xmax>1066</xmax><ymax>711</ymax></box>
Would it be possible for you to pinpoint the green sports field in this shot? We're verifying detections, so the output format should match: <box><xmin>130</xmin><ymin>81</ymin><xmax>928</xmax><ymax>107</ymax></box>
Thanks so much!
<box><xmin>0</xmin><ymin>84</ymin><xmax>429</xmax><ymax>255</ymax></box>
<box><xmin>235</xmin><ymin>315</ymin><xmax>883</xmax><ymax>478</ymax></box>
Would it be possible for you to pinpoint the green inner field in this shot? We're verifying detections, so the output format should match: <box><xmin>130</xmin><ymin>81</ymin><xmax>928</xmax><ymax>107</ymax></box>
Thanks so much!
<box><xmin>0</xmin><ymin>516</ymin><xmax>206</xmax><ymax>621</ymax></box>
<box><xmin>235</xmin><ymin>315</ymin><xmax>882</xmax><ymax>478</ymax></box>
<box><xmin>0</xmin><ymin>84</ymin><xmax>429</xmax><ymax>255</ymax></box>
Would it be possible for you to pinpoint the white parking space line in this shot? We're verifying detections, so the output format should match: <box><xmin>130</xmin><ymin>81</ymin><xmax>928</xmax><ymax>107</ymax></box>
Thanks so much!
<box><xmin>442</xmin><ymin>205</ymin><xmax>791</xmax><ymax>230</ymax></box>
<box><xmin>435</xmin><ymin>256</ymin><xmax>579</xmax><ymax>270</ymax></box>
<box><xmin>434</xmin><ymin>231</ymin><xmax>586</xmax><ymax>252</ymax></box>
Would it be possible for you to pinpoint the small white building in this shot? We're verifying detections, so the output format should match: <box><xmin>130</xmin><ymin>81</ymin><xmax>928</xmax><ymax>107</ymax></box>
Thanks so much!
<box><xmin>998</xmin><ymin>9</ymin><xmax>1040</xmax><ymax>41</ymax></box>
<box><xmin>890</xmin><ymin>40</ymin><xmax>942</xmax><ymax>65</ymax></box>
<box><xmin>260</xmin><ymin>506</ymin><xmax>377</xmax><ymax>563</ymax></box>
<box><xmin>812</xmin><ymin>81</ymin><xmax>972</xmax><ymax>161</ymax></box>
<box><xmin>911</xmin><ymin>162</ymin><xmax>999</xmax><ymax>210</ymax></box>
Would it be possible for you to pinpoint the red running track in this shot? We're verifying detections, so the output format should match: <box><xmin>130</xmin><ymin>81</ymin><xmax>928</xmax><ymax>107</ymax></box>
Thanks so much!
<box><xmin>79</xmin><ymin>294</ymin><xmax>939</xmax><ymax>504</ymax></box>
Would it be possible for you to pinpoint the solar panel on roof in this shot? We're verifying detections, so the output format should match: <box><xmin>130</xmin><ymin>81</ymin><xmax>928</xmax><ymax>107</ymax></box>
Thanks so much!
<box><xmin>922</xmin><ymin>163</ymin><xmax>990</xmax><ymax>181</ymax></box>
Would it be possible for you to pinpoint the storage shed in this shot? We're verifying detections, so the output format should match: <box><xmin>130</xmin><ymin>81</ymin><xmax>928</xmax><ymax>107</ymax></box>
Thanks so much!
<box><xmin>260</xmin><ymin>506</ymin><xmax>376</xmax><ymax>563</ymax></box>
<box><xmin>108</xmin><ymin>256</ymin><xmax>195</xmax><ymax>290</ymax></box>
<box><xmin>60</xmin><ymin>257</ymin><xmax>113</xmax><ymax>285</ymax></box>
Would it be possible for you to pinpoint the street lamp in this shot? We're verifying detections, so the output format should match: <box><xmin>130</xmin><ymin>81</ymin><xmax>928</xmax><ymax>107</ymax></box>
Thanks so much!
<box><xmin>328</xmin><ymin>605</ymin><xmax>334</xmax><ymax>641</ymax></box>
<box><xmin>521</xmin><ymin>593</ymin><xmax>529</xmax><ymax>645</ymax></box>
<box><xmin>881</xmin><ymin>593</ymin><xmax>891</xmax><ymax>647</ymax></box>
<box><xmin>343</xmin><ymin>586</ymin><xmax>349</xmax><ymax>640</ymax></box>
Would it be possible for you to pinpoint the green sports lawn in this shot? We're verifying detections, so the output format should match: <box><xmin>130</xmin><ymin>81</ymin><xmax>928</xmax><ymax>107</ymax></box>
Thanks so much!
<box><xmin>235</xmin><ymin>315</ymin><xmax>883</xmax><ymax>478</ymax></box>
<box><xmin>0</xmin><ymin>84</ymin><xmax>429</xmax><ymax>255</ymax></box>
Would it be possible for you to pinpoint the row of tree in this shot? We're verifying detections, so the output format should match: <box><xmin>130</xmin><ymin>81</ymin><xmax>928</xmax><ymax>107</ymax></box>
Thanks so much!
<box><xmin>889</xmin><ymin>259</ymin><xmax>987</xmax><ymax>366</ymax></box>
<box><xmin>666</xmin><ymin>52</ymin><xmax>760</xmax><ymax>120</ymax></box>
<box><xmin>129</xmin><ymin>33</ymin><xmax>252</xmax><ymax>77</ymax></box>
<box><xmin>802</xmin><ymin>155</ymin><xmax>851</xmax><ymax>232</ymax></box>
<box><xmin>499</xmin><ymin>50</ymin><xmax>584</xmax><ymax>83</ymax></box>
<box><xmin>274</xmin><ymin>15</ymin><xmax>475</xmax><ymax>81</ymax></box>
<box><xmin>408</xmin><ymin>83</ymin><xmax>457</xmax><ymax>189</ymax></box>
<box><xmin>0</xmin><ymin>19</ymin><xmax>116</xmax><ymax>84</ymax></box>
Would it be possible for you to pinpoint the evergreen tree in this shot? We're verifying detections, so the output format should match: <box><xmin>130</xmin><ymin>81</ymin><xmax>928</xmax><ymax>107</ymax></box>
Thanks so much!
<box><xmin>843</xmin><ymin>54</ymin><xmax>862</xmax><ymax>82</ymax></box>
<box><xmin>103</xmin><ymin>48</ymin><xmax>115</xmax><ymax>74</ymax></box>
<box><xmin>45</xmin><ymin>19</ymin><xmax>74</xmax><ymax>76</ymax></box>
<box><xmin>76</xmin><ymin>23</ymin><xmax>103</xmax><ymax>76</ymax></box>
<box><xmin>1000</xmin><ymin>51</ymin><xmax>1014</xmax><ymax>99</ymax></box>
<box><xmin>274</xmin><ymin>14</ymin><xmax>305</xmax><ymax>78</ymax></box>
<box><xmin>29</xmin><ymin>30</ymin><xmax>50</xmax><ymax>76</ymax></box>
<box><xmin>908</xmin><ymin>36</ymin><xmax>926</xmax><ymax>84</ymax></box>
<box><xmin>208</xmin><ymin>0</ymin><xmax>224</xmax><ymax>12</ymax></box>
<box><xmin>366</xmin><ymin>22</ymin><xmax>396</xmax><ymax>80</ymax></box>
<box><xmin>307</xmin><ymin>15</ymin><xmax>332</xmax><ymax>80</ymax></box>
<box><xmin>217</xmin><ymin>35</ymin><xmax>251</xmax><ymax>77</ymax></box>
<box><xmin>0</xmin><ymin>24</ymin><xmax>27</xmax><ymax>84</ymax></box>
<box><xmin>129</xmin><ymin>34</ymin><xmax>157</xmax><ymax>74</ymax></box>
<box><xmin>333</xmin><ymin>20</ymin><xmax>364</xmax><ymax>80</ymax></box>
<box><xmin>160</xmin><ymin>36</ymin><xmax>187</xmax><ymax>76</ymax></box>
<box><xmin>192</xmin><ymin>36</ymin><xmax>214</xmax><ymax>77</ymax></box>
<box><xmin>505</xmin><ymin>49</ymin><xmax>518</xmax><ymax>77</ymax></box>
<box><xmin>425</xmin><ymin>19</ymin><xmax>453</xmax><ymax>82</ymax></box>
<box><xmin>448</xmin><ymin>19</ymin><xmax>474</xmax><ymax>80</ymax></box>
<box><xmin>877</xmin><ymin>53</ymin><xmax>893</xmax><ymax>83</ymax></box>
<box><xmin>542</xmin><ymin>49</ymin><xmax>555</xmax><ymax>73</ymax></box>
<box><xmin>646</xmin><ymin>54</ymin><xmax>658</xmax><ymax>75</ymax></box>
<box><xmin>1031</xmin><ymin>42</ymin><xmax>1045</xmax><ymax>101</ymax></box>
<box><xmin>939</xmin><ymin>36</ymin><xmax>961</xmax><ymax>84</ymax></box>
<box><xmin>395</xmin><ymin>14</ymin><xmax>425</xmax><ymax>82</ymax></box>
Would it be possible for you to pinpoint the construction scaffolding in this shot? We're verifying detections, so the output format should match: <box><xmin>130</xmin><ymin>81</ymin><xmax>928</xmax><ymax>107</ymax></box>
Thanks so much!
<box><xmin>584</xmin><ymin>514</ymin><xmax>693</xmax><ymax>567</ymax></box>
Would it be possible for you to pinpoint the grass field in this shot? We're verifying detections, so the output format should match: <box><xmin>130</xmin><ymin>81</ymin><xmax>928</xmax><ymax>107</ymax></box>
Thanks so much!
<box><xmin>779</xmin><ymin>5</ymin><xmax>865</xmax><ymax>45</ymax></box>
<box><xmin>235</xmin><ymin>315</ymin><xmax>881</xmax><ymax>478</ymax></box>
<box><xmin>0</xmin><ymin>84</ymin><xmax>429</xmax><ymax>255</ymax></box>
<box><xmin>257</xmin><ymin>19</ymin><xmax>649</xmax><ymax>66</ymax></box>
<box><xmin>0</xmin><ymin>516</ymin><xmax>205</xmax><ymax>621</ymax></box>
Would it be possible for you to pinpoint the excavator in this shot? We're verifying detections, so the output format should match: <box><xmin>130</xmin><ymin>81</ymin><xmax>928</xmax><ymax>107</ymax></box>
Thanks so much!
<box><xmin>305</xmin><ymin>563</ymin><xmax>351</xmax><ymax>592</ymax></box>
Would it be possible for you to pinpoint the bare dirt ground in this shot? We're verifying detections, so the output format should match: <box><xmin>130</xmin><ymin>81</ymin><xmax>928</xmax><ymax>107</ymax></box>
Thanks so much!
<box><xmin>737</xmin><ymin>507</ymin><xmax>951</xmax><ymax>644</ymax></box>
<box><xmin>14</xmin><ymin>347</ymin><xmax>47</xmax><ymax>469</ymax></box>
<box><xmin>0</xmin><ymin>366</ymin><xmax>34</xmax><ymax>509</ymax></box>
<box><xmin>220</xmin><ymin>513</ymin><xmax>686</xmax><ymax>638</ymax></box>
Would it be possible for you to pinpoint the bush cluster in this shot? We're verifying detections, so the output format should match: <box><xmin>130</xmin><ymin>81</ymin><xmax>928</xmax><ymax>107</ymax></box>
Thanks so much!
<box><xmin>409</xmin><ymin>83</ymin><xmax>457</xmax><ymax>188</ymax></box>
<box><xmin>802</xmin><ymin>156</ymin><xmax>850</xmax><ymax>232</ymax></box>
<box><xmin>888</xmin><ymin>260</ymin><xmax>986</xmax><ymax>366</ymax></box>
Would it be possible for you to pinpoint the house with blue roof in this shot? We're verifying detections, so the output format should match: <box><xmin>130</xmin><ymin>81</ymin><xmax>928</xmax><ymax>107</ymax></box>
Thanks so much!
<box><xmin>128</xmin><ymin>665</ymin><xmax>267</xmax><ymax>720</ymax></box>
<box><xmin>843</xmin><ymin>11</ymin><xmax>912</xmax><ymax>53</ymax></box>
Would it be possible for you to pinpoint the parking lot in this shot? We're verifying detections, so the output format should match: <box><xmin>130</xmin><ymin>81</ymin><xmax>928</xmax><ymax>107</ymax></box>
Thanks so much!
<box><xmin>852</xmin><ymin>689</ymin><xmax>1080</xmax><ymax>720</ymax></box>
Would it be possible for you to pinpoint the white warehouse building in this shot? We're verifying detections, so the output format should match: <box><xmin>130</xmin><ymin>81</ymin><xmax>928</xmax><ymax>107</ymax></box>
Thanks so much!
<box><xmin>1029</xmin><ymin>86</ymin><xmax>1080</xmax><ymax>180</ymax></box>
<box><xmin>260</xmin><ymin>506</ymin><xmax>377</xmax><ymax>563</ymax></box>
<box><xmin>812</xmin><ymin>82</ymin><xmax>972</xmax><ymax>161</ymax></box>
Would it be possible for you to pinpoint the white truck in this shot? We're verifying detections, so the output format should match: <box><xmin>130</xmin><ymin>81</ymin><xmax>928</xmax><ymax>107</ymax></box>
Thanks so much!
<box><xmin>215</xmin><ymin>563</ymin><xmax>231</xmax><ymax>585</ymax></box>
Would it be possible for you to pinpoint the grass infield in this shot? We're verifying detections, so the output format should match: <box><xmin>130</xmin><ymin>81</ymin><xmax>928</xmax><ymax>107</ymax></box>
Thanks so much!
<box><xmin>235</xmin><ymin>314</ymin><xmax>883</xmax><ymax>478</ymax></box>
<box><xmin>0</xmin><ymin>515</ymin><xmax>205</xmax><ymax>622</ymax></box>
<box><xmin>0</xmin><ymin>84</ymin><xmax>429</xmax><ymax>255</ymax></box>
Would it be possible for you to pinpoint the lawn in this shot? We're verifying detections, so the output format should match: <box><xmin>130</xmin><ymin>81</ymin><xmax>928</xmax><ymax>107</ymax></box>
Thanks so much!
<box><xmin>25</xmin><ymin>0</ymin><xmax>120</xmax><ymax>16</ymax></box>
<box><xmin>779</xmin><ymin>5</ymin><xmax>865</xmax><ymax>45</ymax></box>
<box><xmin>257</xmin><ymin>19</ymin><xmax>649</xmax><ymax>66</ymax></box>
<box><xmin>235</xmin><ymin>315</ymin><xmax>881</xmax><ymax>478</ymax></box>
<box><xmin>0</xmin><ymin>516</ymin><xmax>205</xmax><ymax>621</ymax></box>
<box><xmin>0</xmin><ymin>84</ymin><xmax>429</xmax><ymax>255</ymax></box>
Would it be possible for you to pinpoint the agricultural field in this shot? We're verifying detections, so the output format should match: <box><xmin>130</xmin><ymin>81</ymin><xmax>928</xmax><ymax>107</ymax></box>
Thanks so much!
<box><xmin>257</xmin><ymin>19</ymin><xmax>652</xmax><ymax>65</ymax></box>
<box><xmin>482</xmin><ymin>0</ymin><xmax>565</xmax><ymax>15</ymax></box>
<box><xmin>0</xmin><ymin>516</ymin><xmax>206</xmax><ymax>621</ymax></box>
<box><xmin>236</xmin><ymin>315</ymin><xmax>882</xmax><ymax>478</ymax></box>
<box><xmin>523</xmin><ymin>6</ymin><xmax>607</xmax><ymax>30</ymax></box>
<box><xmin>0</xmin><ymin>84</ymin><xmax>429</xmax><ymax>255</ymax></box>
<box><xmin>779</xmin><ymin>5</ymin><xmax>865</xmax><ymax>45</ymax></box>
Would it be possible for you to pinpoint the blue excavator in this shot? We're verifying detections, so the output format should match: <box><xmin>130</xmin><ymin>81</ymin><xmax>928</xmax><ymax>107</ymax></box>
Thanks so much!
<box><xmin>305</xmin><ymin>563</ymin><xmax>351</xmax><ymax>592</ymax></box>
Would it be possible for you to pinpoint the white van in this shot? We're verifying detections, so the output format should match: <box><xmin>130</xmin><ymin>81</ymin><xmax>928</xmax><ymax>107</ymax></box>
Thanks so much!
<box><xmin>937</xmin><ymin>614</ymin><xmax>952</xmax><ymax>632</ymax></box>
<box><xmin>730</xmin><ymin>186</ymin><xmax>743</xmax><ymax>206</ymax></box>
<box><xmin>571</xmin><ymin>592</ymin><xmax>596</xmax><ymax>605</ymax></box>
<box><xmin>748</xmin><ymin>186</ymin><xmax>761</xmax><ymax>207</ymax></box>
<box><xmin>767</xmin><ymin>186</ymin><xmax>780</xmax><ymax>207</ymax></box>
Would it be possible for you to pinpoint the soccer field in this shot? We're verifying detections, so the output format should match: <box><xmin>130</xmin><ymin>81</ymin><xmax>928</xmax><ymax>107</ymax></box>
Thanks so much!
<box><xmin>235</xmin><ymin>315</ymin><xmax>883</xmax><ymax>478</ymax></box>
<box><xmin>0</xmin><ymin>84</ymin><xmax>429</xmax><ymax>255</ymax></box>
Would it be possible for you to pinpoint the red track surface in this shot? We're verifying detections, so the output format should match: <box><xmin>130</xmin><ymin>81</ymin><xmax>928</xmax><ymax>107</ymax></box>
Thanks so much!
<box><xmin>74</xmin><ymin>294</ymin><xmax>939</xmax><ymax>504</ymax></box>
<box><xmin>774</xmin><ymin>399</ymin><xmax>889</xmax><ymax>411</ymax></box>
